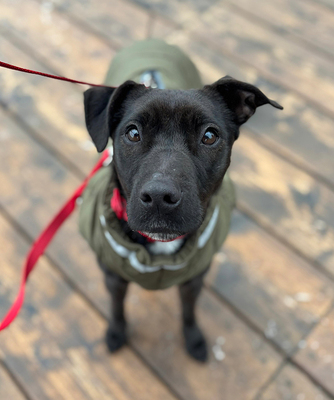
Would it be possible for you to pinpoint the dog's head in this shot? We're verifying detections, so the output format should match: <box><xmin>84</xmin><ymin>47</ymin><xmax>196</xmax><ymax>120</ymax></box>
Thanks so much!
<box><xmin>84</xmin><ymin>76</ymin><xmax>282</xmax><ymax>241</ymax></box>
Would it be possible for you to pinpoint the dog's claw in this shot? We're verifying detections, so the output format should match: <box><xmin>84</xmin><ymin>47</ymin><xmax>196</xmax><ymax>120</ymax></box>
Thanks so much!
<box><xmin>183</xmin><ymin>324</ymin><xmax>208</xmax><ymax>362</ymax></box>
<box><xmin>106</xmin><ymin>323</ymin><xmax>127</xmax><ymax>352</ymax></box>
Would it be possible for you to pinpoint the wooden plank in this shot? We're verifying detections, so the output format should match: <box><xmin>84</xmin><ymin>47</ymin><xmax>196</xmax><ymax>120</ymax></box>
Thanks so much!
<box><xmin>0</xmin><ymin>364</ymin><xmax>27</xmax><ymax>400</ymax></box>
<box><xmin>0</xmin><ymin>216</ymin><xmax>177</xmax><ymax>400</ymax></box>
<box><xmin>148</xmin><ymin>14</ymin><xmax>176</xmax><ymax>38</ymax></box>
<box><xmin>206</xmin><ymin>211</ymin><xmax>334</xmax><ymax>354</ymax></box>
<box><xmin>230</xmin><ymin>134</ymin><xmax>334</xmax><ymax>276</ymax></box>
<box><xmin>0</xmin><ymin>0</ymin><xmax>115</xmax><ymax>83</ymax></box>
<box><xmin>184</xmin><ymin>3</ymin><xmax>334</xmax><ymax>117</ymax></box>
<box><xmin>0</xmin><ymin>36</ymin><xmax>97</xmax><ymax>176</ymax></box>
<box><xmin>119</xmin><ymin>0</ymin><xmax>217</xmax><ymax>24</ymax></box>
<box><xmin>0</xmin><ymin>100</ymin><xmax>282</xmax><ymax>399</ymax></box>
<box><xmin>53</xmin><ymin>0</ymin><xmax>150</xmax><ymax>48</ymax></box>
<box><xmin>225</xmin><ymin>0</ymin><xmax>334</xmax><ymax>59</ymax></box>
<box><xmin>259</xmin><ymin>363</ymin><xmax>331</xmax><ymax>400</ymax></box>
<box><xmin>294</xmin><ymin>308</ymin><xmax>334</xmax><ymax>397</ymax></box>
<box><xmin>311</xmin><ymin>0</ymin><xmax>334</xmax><ymax>12</ymax></box>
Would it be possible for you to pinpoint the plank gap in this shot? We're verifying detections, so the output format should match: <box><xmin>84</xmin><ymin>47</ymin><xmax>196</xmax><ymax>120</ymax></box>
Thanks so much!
<box><xmin>288</xmin><ymin>359</ymin><xmax>334</xmax><ymax>400</ymax></box>
<box><xmin>0</xmin><ymin>100</ymin><xmax>85</xmax><ymax>181</ymax></box>
<box><xmin>0</xmin><ymin>358</ymin><xmax>31</xmax><ymax>400</ymax></box>
<box><xmin>223</xmin><ymin>1</ymin><xmax>334</xmax><ymax>63</ymax></box>
<box><xmin>245</xmin><ymin>128</ymin><xmax>334</xmax><ymax>194</ymax></box>
<box><xmin>253</xmin><ymin>360</ymin><xmax>287</xmax><ymax>400</ymax></box>
<box><xmin>207</xmin><ymin>285</ymin><xmax>287</xmax><ymax>357</ymax></box>
<box><xmin>304</xmin><ymin>0</ymin><xmax>334</xmax><ymax>14</ymax></box>
<box><xmin>189</xmin><ymin>31</ymin><xmax>334</xmax><ymax>121</ymax></box>
<box><xmin>236</xmin><ymin>203</ymin><xmax>334</xmax><ymax>283</ymax></box>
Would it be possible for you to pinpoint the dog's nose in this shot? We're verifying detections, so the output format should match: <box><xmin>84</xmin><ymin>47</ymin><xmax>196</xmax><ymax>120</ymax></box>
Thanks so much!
<box><xmin>140</xmin><ymin>180</ymin><xmax>182</xmax><ymax>210</ymax></box>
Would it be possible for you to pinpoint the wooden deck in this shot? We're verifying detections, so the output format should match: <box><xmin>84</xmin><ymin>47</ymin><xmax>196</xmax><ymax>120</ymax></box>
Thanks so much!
<box><xmin>0</xmin><ymin>0</ymin><xmax>334</xmax><ymax>398</ymax></box>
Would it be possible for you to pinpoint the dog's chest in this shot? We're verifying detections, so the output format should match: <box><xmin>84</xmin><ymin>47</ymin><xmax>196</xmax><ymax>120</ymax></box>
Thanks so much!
<box><xmin>147</xmin><ymin>238</ymin><xmax>184</xmax><ymax>255</ymax></box>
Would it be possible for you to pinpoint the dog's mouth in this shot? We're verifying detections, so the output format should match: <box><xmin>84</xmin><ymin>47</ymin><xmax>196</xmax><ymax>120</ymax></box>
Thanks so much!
<box><xmin>139</xmin><ymin>231</ymin><xmax>186</xmax><ymax>242</ymax></box>
<box><xmin>134</xmin><ymin>220</ymin><xmax>189</xmax><ymax>242</ymax></box>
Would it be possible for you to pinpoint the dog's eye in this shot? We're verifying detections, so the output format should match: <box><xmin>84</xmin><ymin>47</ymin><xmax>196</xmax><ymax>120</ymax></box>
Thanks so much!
<box><xmin>126</xmin><ymin>127</ymin><xmax>140</xmax><ymax>142</ymax></box>
<box><xmin>202</xmin><ymin>130</ymin><xmax>218</xmax><ymax>145</ymax></box>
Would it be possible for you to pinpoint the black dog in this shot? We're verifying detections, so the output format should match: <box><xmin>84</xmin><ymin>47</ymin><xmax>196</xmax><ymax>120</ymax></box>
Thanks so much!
<box><xmin>81</xmin><ymin>75</ymin><xmax>282</xmax><ymax>362</ymax></box>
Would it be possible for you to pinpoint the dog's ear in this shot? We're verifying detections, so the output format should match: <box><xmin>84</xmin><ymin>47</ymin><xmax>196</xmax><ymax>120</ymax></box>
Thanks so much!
<box><xmin>84</xmin><ymin>81</ymin><xmax>144</xmax><ymax>152</ymax></box>
<box><xmin>205</xmin><ymin>75</ymin><xmax>283</xmax><ymax>127</ymax></box>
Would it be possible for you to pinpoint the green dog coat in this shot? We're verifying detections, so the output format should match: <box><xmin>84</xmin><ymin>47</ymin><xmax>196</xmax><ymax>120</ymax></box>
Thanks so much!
<box><xmin>79</xmin><ymin>39</ymin><xmax>235</xmax><ymax>290</ymax></box>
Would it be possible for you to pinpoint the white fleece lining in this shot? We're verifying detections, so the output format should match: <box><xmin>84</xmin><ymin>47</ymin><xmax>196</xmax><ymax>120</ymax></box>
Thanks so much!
<box><xmin>197</xmin><ymin>205</ymin><xmax>220</xmax><ymax>249</ymax></box>
<box><xmin>100</xmin><ymin>215</ymin><xmax>187</xmax><ymax>274</ymax></box>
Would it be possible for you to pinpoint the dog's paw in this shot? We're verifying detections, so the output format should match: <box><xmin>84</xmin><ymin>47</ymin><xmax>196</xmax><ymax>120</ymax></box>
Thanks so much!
<box><xmin>183</xmin><ymin>323</ymin><xmax>208</xmax><ymax>362</ymax></box>
<box><xmin>105</xmin><ymin>322</ymin><xmax>127</xmax><ymax>352</ymax></box>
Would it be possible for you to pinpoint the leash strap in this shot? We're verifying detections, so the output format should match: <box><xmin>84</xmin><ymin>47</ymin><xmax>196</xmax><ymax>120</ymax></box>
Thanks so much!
<box><xmin>0</xmin><ymin>150</ymin><xmax>111</xmax><ymax>331</ymax></box>
<box><xmin>0</xmin><ymin>60</ymin><xmax>114</xmax><ymax>88</ymax></box>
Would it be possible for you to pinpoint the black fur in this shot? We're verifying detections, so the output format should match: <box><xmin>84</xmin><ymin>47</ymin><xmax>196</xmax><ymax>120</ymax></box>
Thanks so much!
<box><xmin>84</xmin><ymin>76</ymin><xmax>282</xmax><ymax>361</ymax></box>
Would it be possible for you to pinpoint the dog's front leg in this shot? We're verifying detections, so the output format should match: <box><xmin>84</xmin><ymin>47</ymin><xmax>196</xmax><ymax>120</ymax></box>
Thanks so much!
<box><xmin>100</xmin><ymin>263</ymin><xmax>129</xmax><ymax>352</ymax></box>
<box><xmin>179</xmin><ymin>267</ymin><xmax>209</xmax><ymax>362</ymax></box>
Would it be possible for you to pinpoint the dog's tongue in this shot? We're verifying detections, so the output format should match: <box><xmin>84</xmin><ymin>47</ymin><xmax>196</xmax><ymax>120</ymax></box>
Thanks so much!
<box><xmin>110</xmin><ymin>188</ymin><xmax>185</xmax><ymax>243</ymax></box>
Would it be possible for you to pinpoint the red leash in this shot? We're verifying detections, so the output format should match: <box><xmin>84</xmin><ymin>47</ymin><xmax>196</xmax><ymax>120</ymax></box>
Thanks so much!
<box><xmin>0</xmin><ymin>60</ymin><xmax>113</xmax><ymax>331</ymax></box>
<box><xmin>0</xmin><ymin>60</ymin><xmax>113</xmax><ymax>88</ymax></box>
<box><xmin>0</xmin><ymin>150</ymin><xmax>111</xmax><ymax>331</ymax></box>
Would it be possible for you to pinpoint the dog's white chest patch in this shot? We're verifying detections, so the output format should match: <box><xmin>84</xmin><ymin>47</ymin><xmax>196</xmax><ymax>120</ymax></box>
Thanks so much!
<box><xmin>147</xmin><ymin>239</ymin><xmax>184</xmax><ymax>255</ymax></box>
